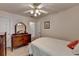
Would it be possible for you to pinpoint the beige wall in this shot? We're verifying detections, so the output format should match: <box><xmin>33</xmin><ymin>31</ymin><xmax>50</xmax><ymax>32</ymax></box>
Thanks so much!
<box><xmin>37</xmin><ymin>6</ymin><xmax>79</xmax><ymax>41</ymax></box>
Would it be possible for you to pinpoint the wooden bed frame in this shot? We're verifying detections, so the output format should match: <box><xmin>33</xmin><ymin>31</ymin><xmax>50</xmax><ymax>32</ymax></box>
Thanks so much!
<box><xmin>0</xmin><ymin>32</ymin><xmax>6</xmax><ymax>56</ymax></box>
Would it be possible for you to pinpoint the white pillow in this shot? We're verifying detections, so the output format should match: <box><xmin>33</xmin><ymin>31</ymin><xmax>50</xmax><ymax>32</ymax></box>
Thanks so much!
<box><xmin>72</xmin><ymin>44</ymin><xmax>79</xmax><ymax>55</ymax></box>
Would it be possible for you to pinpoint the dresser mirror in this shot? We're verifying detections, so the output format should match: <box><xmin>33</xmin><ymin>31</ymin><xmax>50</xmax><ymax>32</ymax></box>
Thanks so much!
<box><xmin>15</xmin><ymin>22</ymin><xmax>26</xmax><ymax>34</ymax></box>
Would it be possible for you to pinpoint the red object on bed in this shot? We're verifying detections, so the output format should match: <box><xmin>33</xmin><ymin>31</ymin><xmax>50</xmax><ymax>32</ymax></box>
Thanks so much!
<box><xmin>67</xmin><ymin>40</ymin><xmax>79</xmax><ymax>49</ymax></box>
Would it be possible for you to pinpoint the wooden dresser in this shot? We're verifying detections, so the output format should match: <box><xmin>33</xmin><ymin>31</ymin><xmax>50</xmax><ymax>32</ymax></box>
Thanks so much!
<box><xmin>11</xmin><ymin>33</ymin><xmax>31</xmax><ymax>51</ymax></box>
<box><xmin>11</xmin><ymin>22</ymin><xmax>31</xmax><ymax>51</ymax></box>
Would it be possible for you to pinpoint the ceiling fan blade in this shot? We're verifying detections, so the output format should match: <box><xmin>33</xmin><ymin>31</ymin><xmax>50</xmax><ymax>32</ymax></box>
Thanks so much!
<box><xmin>37</xmin><ymin>4</ymin><xmax>44</xmax><ymax>9</ymax></box>
<box><xmin>24</xmin><ymin>10</ymin><xmax>32</xmax><ymax>13</ymax></box>
<box><xmin>39</xmin><ymin>10</ymin><xmax>48</xmax><ymax>14</ymax></box>
<box><xmin>28</xmin><ymin>4</ymin><xmax>35</xmax><ymax>9</ymax></box>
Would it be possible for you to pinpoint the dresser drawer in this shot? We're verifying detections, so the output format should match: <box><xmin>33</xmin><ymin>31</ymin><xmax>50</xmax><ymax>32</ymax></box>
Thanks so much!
<box><xmin>12</xmin><ymin>34</ymin><xmax>31</xmax><ymax>49</ymax></box>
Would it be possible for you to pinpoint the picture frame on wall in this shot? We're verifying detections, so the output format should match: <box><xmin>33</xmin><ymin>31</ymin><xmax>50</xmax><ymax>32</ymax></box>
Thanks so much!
<box><xmin>44</xmin><ymin>21</ymin><xmax>50</xmax><ymax>29</ymax></box>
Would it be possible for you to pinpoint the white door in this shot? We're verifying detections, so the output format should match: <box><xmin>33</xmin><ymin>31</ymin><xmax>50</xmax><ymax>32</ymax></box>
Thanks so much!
<box><xmin>0</xmin><ymin>17</ymin><xmax>10</xmax><ymax>47</ymax></box>
<box><xmin>29</xmin><ymin>22</ymin><xmax>36</xmax><ymax>40</ymax></box>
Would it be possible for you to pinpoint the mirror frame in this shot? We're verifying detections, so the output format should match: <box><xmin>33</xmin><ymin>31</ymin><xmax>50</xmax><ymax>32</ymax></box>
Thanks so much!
<box><xmin>15</xmin><ymin>22</ymin><xmax>26</xmax><ymax>34</ymax></box>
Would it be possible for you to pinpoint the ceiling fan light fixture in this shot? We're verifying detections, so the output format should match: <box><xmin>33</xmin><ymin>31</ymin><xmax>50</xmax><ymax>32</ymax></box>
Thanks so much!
<box><xmin>35</xmin><ymin>9</ymin><xmax>39</xmax><ymax>13</ymax></box>
<box><xmin>30</xmin><ymin>10</ymin><xmax>34</xmax><ymax>14</ymax></box>
<box><xmin>34</xmin><ymin>13</ymin><xmax>37</xmax><ymax>17</ymax></box>
<box><xmin>24</xmin><ymin>3</ymin><xmax>48</xmax><ymax>17</ymax></box>
<box><xmin>38</xmin><ymin>12</ymin><xmax>41</xmax><ymax>15</ymax></box>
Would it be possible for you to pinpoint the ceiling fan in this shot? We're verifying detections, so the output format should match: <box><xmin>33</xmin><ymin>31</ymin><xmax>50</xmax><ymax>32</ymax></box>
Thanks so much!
<box><xmin>24</xmin><ymin>3</ymin><xmax>48</xmax><ymax>17</ymax></box>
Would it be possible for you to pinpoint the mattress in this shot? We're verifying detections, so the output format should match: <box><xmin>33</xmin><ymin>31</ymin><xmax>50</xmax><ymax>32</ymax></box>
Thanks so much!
<box><xmin>29</xmin><ymin>37</ymin><xmax>74</xmax><ymax>56</ymax></box>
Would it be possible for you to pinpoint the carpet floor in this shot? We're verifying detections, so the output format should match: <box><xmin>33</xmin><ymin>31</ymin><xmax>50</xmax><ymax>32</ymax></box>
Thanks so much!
<box><xmin>7</xmin><ymin>46</ymin><xmax>29</xmax><ymax>56</ymax></box>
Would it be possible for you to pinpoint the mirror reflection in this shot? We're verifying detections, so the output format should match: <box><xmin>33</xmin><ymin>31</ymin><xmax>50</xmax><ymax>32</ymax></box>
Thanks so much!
<box><xmin>15</xmin><ymin>22</ymin><xmax>26</xmax><ymax>34</ymax></box>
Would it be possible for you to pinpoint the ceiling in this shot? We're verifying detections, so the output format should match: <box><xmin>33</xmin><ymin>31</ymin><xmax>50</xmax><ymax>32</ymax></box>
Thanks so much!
<box><xmin>0</xmin><ymin>3</ymin><xmax>78</xmax><ymax>18</ymax></box>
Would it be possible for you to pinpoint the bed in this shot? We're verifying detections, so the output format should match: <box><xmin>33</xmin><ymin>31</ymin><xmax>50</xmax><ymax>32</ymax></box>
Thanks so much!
<box><xmin>29</xmin><ymin>37</ymin><xmax>75</xmax><ymax>56</ymax></box>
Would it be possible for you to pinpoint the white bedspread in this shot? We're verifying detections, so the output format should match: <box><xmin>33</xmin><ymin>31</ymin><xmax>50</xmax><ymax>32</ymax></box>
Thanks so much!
<box><xmin>29</xmin><ymin>37</ymin><xmax>74</xmax><ymax>56</ymax></box>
